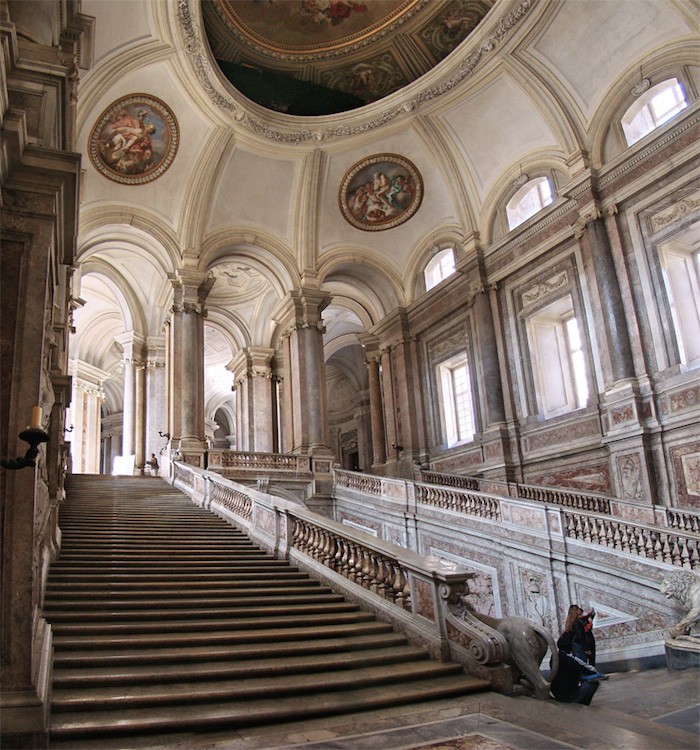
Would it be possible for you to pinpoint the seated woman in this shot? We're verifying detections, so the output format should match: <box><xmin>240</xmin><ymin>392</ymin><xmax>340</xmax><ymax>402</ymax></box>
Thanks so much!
<box><xmin>550</xmin><ymin>631</ymin><xmax>606</xmax><ymax>706</ymax></box>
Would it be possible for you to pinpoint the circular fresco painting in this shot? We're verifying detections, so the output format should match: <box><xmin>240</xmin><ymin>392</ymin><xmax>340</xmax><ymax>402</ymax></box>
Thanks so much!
<box><xmin>89</xmin><ymin>94</ymin><xmax>179</xmax><ymax>184</ymax></box>
<box><xmin>339</xmin><ymin>154</ymin><xmax>423</xmax><ymax>231</ymax></box>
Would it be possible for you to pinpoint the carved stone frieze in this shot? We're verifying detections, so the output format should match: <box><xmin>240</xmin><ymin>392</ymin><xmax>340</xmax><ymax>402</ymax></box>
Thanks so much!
<box><xmin>521</xmin><ymin>270</ymin><xmax>569</xmax><ymax>308</ymax></box>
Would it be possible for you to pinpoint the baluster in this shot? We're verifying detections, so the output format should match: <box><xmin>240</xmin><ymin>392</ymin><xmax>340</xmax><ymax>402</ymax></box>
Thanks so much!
<box><xmin>339</xmin><ymin>539</ymin><xmax>350</xmax><ymax>576</ymax></box>
<box><xmin>319</xmin><ymin>529</ymin><xmax>330</xmax><ymax>565</ymax></box>
<box><xmin>360</xmin><ymin>548</ymin><xmax>372</xmax><ymax>590</ymax></box>
<box><xmin>612</xmin><ymin>523</ymin><xmax>620</xmax><ymax>549</ymax></box>
<box><xmin>662</xmin><ymin>536</ymin><xmax>673</xmax><ymax>564</ymax></box>
<box><xmin>392</xmin><ymin>564</ymin><xmax>408</xmax><ymax>609</ymax></box>
<box><xmin>351</xmin><ymin>544</ymin><xmax>364</xmax><ymax>584</ymax></box>
<box><xmin>620</xmin><ymin>525</ymin><xmax>630</xmax><ymax>552</ymax></box>
<box><xmin>346</xmin><ymin>543</ymin><xmax>357</xmax><ymax>582</ymax></box>
<box><xmin>670</xmin><ymin>537</ymin><xmax>682</xmax><ymax>567</ymax></box>
<box><xmin>367</xmin><ymin>553</ymin><xmax>379</xmax><ymax>593</ymax></box>
<box><xmin>690</xmin><ymin>541</ymin><xmax>700</xmax><ymax>570</ymax></box>
<box><xmin>376</xmin><ymin>557</ymin><xmax>389</xmax><ymax>598</ymax></box>
<box><xmin>679</xmin><ymin>538</ymin><xmax>691</xmax><ymax>569</ymax></box>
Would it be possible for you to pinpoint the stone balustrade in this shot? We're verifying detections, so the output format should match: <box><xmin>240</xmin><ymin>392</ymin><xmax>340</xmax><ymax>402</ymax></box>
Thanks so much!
<box><xmin>562</xmin><ymin>510</ymin><xmax>700</xmax><ymax>569</ymax></box>
<box><xmin>418</xmin><ymin>468</ymin><xmax>700</xmax><ymax>536</ymax></box>
<box><xmin>208</xmin><ymin>449</ymin><xmax>313</xmax><ymax>474</ymax></box>
<box><xmin>170</xmin><ymin>462</ymin><xmax>515</xmax><ymax>693</ymax></box>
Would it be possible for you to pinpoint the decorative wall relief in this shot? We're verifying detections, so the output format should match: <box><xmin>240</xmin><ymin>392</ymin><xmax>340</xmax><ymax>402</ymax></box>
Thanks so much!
<box><xmin>89</xmin><ymin>94</ymin><xmax>179</xmax><ymax>184</ymax></box>
<box><xmin>523</xmin><ymin>572</ymin><xmax>548</xmax><ymax>626</ymax></box>
<box><xmin>616</xmin><ymin>453</ymin><xmax>644</xmax><ymax>501</ymax></box>
<box><xmin>339</xmin><ymin>153</ymin><xmax>423</xmax><ymax>230</ymax></box>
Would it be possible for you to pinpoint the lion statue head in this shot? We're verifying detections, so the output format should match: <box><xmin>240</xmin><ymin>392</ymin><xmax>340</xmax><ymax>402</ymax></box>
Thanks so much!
<box><xmin>660</xmin><ymin>570</ymin><xmax>700</xmax><ymax>640</ymax></box>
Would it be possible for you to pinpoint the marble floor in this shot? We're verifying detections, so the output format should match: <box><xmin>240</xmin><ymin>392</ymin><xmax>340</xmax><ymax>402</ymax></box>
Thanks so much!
<box><xmin>112</xmin><ymin>666</ymin><xmax>698</xmax><ymax>750</ymax></box>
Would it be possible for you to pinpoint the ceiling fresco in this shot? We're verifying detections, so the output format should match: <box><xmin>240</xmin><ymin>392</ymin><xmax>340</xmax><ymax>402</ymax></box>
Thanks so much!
<box><xmin>202</xmin><ymin>0</ymin><xmax>496</xmax><ymax>115</ymax></box>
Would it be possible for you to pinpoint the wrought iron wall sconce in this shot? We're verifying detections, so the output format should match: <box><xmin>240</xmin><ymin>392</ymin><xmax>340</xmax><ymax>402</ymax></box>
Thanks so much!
<box><xmin>65</xmin><ymin>424</ymin><xmax>74</xmax><ymax>433</ymax></box>
<box><xmin>391</xmin><ymin>442</ymin><xmax>403</xmax><ymax>452</ymax></box>
<box><xmin>158</xmin><ymin>431</ymin><xmax>170</xmax><ymax>439</ymax></box>
<box><xmin>1</xmin><ymin>427</ymin><xmax>49</xmax><ymax>470</ymax></box>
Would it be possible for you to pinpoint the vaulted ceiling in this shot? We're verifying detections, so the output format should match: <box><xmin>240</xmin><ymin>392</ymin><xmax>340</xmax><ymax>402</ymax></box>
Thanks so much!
<box><xmin>69</xmin><ymin>0</ymin><xmax>698</xmax><ymax>424</ymax></box>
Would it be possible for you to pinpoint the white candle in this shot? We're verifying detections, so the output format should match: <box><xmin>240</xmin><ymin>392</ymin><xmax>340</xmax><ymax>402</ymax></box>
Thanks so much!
<box><xmin>30</xmin><ymin>406</ymin><xmax>43</xmax><ymax>429</ymax></box>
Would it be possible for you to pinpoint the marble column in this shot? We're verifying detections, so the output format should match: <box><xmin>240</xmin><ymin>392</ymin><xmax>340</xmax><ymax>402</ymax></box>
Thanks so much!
<box><xmin>380</xmin><ymin>347</ymin><xmax>399</xmax><ymax>457</ymax></box>
<box><xmin>272</xmin><ymin>289</ymin><xmax>332</xmax><ymax>455</ymax></box>
<box><xmin>144</xmin><ymin>337</ymin><xmax>166</xmax><ymax>462</ymax></box>
<box><xmin>579</xmin><ymin>215</ymin><xmax>634</xmax><ymax>384</ymax></box>
<box><xmin>168</xmin><ymin>270</ymin><xmax>214</xmax><ymax>467</ymax></box>
<box><xmin>116</xmin><ymin>332</ymin><xmax>145</xmax><ymax>464</ymax></box>
<box><xmin>365</xmin><ymin>352</ymin><xmax>386</xmax><ymax>465</ymax></box>
<box><xmin>353</xmin><ymin>391</ymin><xmax>373</xmax><ymax>472</ymax></box>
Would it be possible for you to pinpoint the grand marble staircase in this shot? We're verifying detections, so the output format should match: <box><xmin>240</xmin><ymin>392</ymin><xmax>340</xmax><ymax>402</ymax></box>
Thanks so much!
<box><xmin>44</xmin><ymin>475</ymin><xmax>489</xmax><ymax>747</ymax></box>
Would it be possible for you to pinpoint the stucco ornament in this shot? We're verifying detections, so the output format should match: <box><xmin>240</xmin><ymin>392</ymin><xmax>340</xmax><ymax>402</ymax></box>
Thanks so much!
<box><xmin>661</xmin><ymin>570</ymin><xmax>700</xmax><ymax>641</ymax></box>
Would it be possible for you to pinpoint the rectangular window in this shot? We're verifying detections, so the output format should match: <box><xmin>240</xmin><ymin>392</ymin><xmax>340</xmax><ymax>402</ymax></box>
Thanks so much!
<box><xmin>526</xmin><ymin>295</ymin><xmax>589</xmax><ymax>418</ymax></box>
<box><xmin>660</xmin><ymin>240</ymin><xmax>700</xmax><ymax>366</ymax></box>
<box><xmin>439</xmin><ymin>354</ymin><xmax>475</xmax><ymax>446</ymax></box>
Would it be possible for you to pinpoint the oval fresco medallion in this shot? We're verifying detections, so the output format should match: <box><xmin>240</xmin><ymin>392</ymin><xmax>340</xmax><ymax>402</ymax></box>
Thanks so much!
<box><xmin>339</xmin><ymin>153</ymin><xmax>423</xmax><ymax>231</ymax></box>
<box><xmin>89</xmin><ymin>94</ymin><xmax>179</xmax><ymax>184</ymax></box>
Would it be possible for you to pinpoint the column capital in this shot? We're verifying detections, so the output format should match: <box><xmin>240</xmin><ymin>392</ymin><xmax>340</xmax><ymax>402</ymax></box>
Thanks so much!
<box><xmin>271</xmin><ymin>287</ymin><xmax>332</xmax><ymax>333</ymax></box>
<box><xmin>169</xmin><ymin>269</ymin><xmax>215</xmax><ymax>313</ymax></box>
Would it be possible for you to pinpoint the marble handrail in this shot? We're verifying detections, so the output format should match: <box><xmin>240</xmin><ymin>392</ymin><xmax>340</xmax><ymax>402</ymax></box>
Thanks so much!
<box><xmin>418</xmin><ymin>468</ymin><xmax>700</xmax><ymax>532</ymax></box>
<box><xmin>335</xmin><ymin>468</ymin><xmax>700</xmax><ymax>571</ymax></box>
<box><xmin>170</xmin><ymin>461</ymin><xmax>516</xmax><ymax>693</ymax></box>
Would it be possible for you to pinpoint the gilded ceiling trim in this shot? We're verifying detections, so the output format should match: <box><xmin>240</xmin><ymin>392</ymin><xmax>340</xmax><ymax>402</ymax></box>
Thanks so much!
<box><xmin>177</xmin><ymin>0</ymin><xmax>536</xmax><ymax>144</ymax></box>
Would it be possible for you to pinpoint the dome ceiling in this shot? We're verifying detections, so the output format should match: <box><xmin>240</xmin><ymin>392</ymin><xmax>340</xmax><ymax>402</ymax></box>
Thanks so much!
<box><xmin>202</xmin><ymin>0</ymin><xmax>496</xmax><ymax>115</ymax></box>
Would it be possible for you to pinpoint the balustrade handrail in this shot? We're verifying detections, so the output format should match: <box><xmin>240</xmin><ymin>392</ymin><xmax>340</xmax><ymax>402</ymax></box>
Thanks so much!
<box><xmin>334</xmin><ymin>467</ymin><xmax>700</xmax><ymax>571</ymax></box>
<box><xmin>208</xmin><ymin>449</ymin><xmax>313</xmax><ymax>474</ymax></box>
<box><xmin>419</xmin><ymin>469</ymin><xmax>700</xmax><ymax>531</ymax></box>
<box><xmin>415</xmin><ymin>482</ymin><xmax>502</xmax><ymax>521</ymax></box>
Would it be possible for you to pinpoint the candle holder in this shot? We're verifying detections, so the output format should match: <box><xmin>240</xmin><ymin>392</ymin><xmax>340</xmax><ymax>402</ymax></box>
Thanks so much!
<box><xmin>0</xmin><ymin>427</ymin><xmax>50</xmax><ymax>470</ymax></box>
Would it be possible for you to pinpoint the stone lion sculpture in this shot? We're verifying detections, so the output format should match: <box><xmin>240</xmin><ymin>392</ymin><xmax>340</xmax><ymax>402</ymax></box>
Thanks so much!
<box><xmin>471</xmin><ymin>609</ymin><xmax>558</xmax><ymax>699</ymax></box>
<box><xmin>660</xmin><ymin>570</ymin><xmax>700</xmax><ymax>640</ymax></box>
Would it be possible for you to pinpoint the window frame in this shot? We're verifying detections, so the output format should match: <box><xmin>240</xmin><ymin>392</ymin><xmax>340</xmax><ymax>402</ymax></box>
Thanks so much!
<box><xmin>424</xmin><ymin>246</ymin><xmax>457</xmax><ymax>292</ymax></box>
<box><xmin>437</xmin><ymin>351</ymin><xmax>476</xmax><ymax>447</ymax></box>
<box><xmin>523</xmin><ymin>294</ymin><xmax>591</xmax><ymax>420</ymax></box>
<box><xmin>505</xmin><ymin>176</ymin><xmax>555</xmax><ymax>231</ymax></box>
<box><xmin>621</xmin><ymin>77</ymin><xmax>689</xmax><ymax>147</ymax></box>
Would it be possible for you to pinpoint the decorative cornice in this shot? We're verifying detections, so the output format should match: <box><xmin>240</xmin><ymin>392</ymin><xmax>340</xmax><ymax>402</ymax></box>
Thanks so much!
<box><xmin>177</xmin><ymin>0</ymin><xmax>536</xmax><ymax>144</ymax></box>
<box><xmin>486</xmin><ymin>200</ymin><xmax>577</xmax><ymax>266</ymax></box>
<box><xmin>598</xmin><ymin>110</ymin><xmax>700</xmax><ymax>190</ymax></box>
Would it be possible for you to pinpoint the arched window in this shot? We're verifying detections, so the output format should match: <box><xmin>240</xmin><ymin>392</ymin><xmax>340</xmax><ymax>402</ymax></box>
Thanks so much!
<box><xmin>621</xmin><ymin>78</ymin><xmax>688</xmax><ymax>146</ymax></box>
<box><xmin>506</xmin><ymin>177</ymin><xmax>553</xmax><ymax>230</ymax></box>
<box><xmin>424</xmin><ymin>247</ymin><xmax>456</xmax><ymax>291</ymax></box>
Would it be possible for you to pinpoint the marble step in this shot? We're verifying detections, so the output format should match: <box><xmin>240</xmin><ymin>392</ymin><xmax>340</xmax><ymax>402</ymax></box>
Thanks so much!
<box><xmin>52</xmin><ymin>620</ymin><xmax>395</xmax><ymax>651</ymax></box>
<box><xmin>52</xmin><ymin>631</ymin><xmax>413</xmax><ymax>668</ymax></box>
<box><xmin>50</xmin><ymin>674</ymin><xmax>489</xmax><ymax>740</ymax></box>
<box><xmin>44</xmin><ymin>588</ymin><xmax>340</xmax><ymax>611</ymax></box>
<box><xmin>47</xmin><ymin>564</ymin><xmax>293</xmax><ymax>582</ymax></box>
<box><xmin>44</xmin><ymin>596</ymin><xmax>349</xmax><ymax>621</ymax></box>
<box><xmin>48</xmin><ymin>610</ymin><xmax>374</xmax><ymax>636</ymax></box>
<box><xmin>52</xmin><ymin>644</ymin><xmax>430</xmax><ymax>687</ymax></box>
<box><xmin>52</xmin><ymin>660</ymin><xmax>468</xmax><ymax>711</ymax></box>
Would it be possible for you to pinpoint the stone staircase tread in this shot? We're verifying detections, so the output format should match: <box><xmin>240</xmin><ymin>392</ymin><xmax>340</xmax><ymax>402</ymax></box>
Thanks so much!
<box><xmin>49</xmin><ymin>610</ymin><xmax>375</xmax><ymax>635</ymax></box>
<box><xmin>44</xmin><ymin>592</ymin><xmax>342</xmax><ymax>611</ymax></box>
<box><xmin>52</xmin><ymin>645</ymin><xmax>430</xmax><ymax>686</ymax></box>
<box><xmin>52</xmin><ymin>660</ymin><xmax>467</xmax><ymax>709</ymax></box>
<box><xmin>52</xmin><ymin>620</ymin><xmax>394</xmax><ymax>650</ymax></box>
<box><xmin>51</xmin><ymin>632</ymin><xmax>412</xmax><ymax>667</ymax></box>
<box><xmin>44</xmin><ymin>594</ymin><xmax>348</xmax><ymax>623</ymax></box>
<box><xmin>49</xmin><ymin>674</ymin><xmax>488</xmax><ymax>738</ymax></box>
<box><xmin>46</xmin><ymin>572</ymin><xmax>312</xmax><ymax>589</ymax></box>
<box><xmin>45</xmin><ymin>601</ymin><xmax>354</xmax><ymax>622</ymax></box>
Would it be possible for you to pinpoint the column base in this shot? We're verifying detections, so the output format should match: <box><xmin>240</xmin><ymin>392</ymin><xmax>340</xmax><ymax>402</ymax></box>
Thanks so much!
<box><xmin>0</xmin><ymin>689</ymin><xmax>49</xmax><ymax>749</ymax></box>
